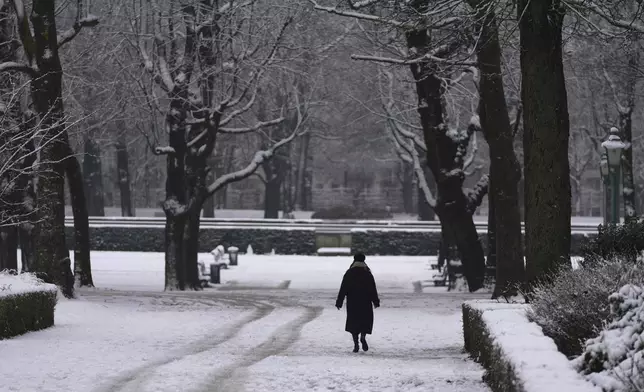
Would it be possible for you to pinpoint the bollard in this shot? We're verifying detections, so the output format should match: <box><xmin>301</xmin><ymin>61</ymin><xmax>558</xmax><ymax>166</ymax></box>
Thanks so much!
<box><xmin>228</xmin><ymin>246</ymin><xmax>239</xmax><ymax>266</ymax></box>
<box><xmin>210</xmin><ymin>263</ymin><xmax>221</xmax><ymax>284</ymax></box>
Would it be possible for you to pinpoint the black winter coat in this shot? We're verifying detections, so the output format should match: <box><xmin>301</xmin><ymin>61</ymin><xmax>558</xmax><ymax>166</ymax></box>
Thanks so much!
<box><xmin>335</xmin><ymin>261</ymin><xmax>380</xmax><ymax>334</ymax></box>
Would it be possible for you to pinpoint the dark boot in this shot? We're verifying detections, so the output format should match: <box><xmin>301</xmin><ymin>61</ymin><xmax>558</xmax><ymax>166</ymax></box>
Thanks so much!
<box><xmin>360</xmin><ymin>333</ymin><xmax>369</xmax><ymax>352</ymax></box>
<box><xmin>352</xmin><ymin>333</ymin><xmax>359</xmax><ymax>353</ymax></box>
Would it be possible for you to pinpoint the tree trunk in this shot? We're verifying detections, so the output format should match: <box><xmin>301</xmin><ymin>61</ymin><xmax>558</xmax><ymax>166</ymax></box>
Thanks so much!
<box><xmin>295</xmin><ymin>133</ymin><xmax>311</xmax><ymax>211</ymax></box>
<box><xmin>620</xmin><ymin>52</ymin><xmax>637</xmax><ymax>222</ymax></box>
<box><xmin>164</xmin><ymin>215</ymin><xmax>184</xmax><ymax>290</ymax></box>
<box><xmin>418</xmin><ymin>186</ymin><xmax>434</xmax><ymax>221</ymax></box>
<box><xmin>65</xmin><ymin>150</ymin><xmax>94</xmax><ymax>287</ymax></box>
<box><xmin>518</xmin><ymin>0</ymin><xmax>571</xmax><ymax>286</ymax></box>
<box><xmin>18</xmin><ymin>224</ymin><xmax>35</xmax><ymax>272</ymax></box>
<box><xmin>472</xmin><ymin>0</ymin><xmax>525</xmax><ymax>298</ymax></box>
<box><xmin>0</xmin><ymin>227</ymin><xmax>18</xmax><ymax>271</ymax></box>
<box><xmin>183</xmin><ymin>211</ymin><xmax>201</xmax><ymax>289</ymax></box>
<box><xmin>17</xmin><ymin>138</ymin><xmax>37</xmax><ymax>273</ymax></box>
<box><xmin>401</xmin><ymin>161</ymin><xmax>414</xmax><ymax>214</ymax></box>
<box><xmin>417</xmin><ymin>163</ymin><xmax>436</xmax><ymax>221</ymax></box>
<box><xmin>486</xmin><ymin>193</ymin><xmax>497</xmax><ymax>269</ymax></box>
<box><xmin>116</xmin><ymin>138</ymin><xmax>134</xmax><ymax>217</ymax></box>
<box><xmin>82</xmin><ymin>137</ymin><xmax>105</xmax><ymax>216</ymax></box>
<box><xmin>30</xmin><ymin>0</ymin><xmax>75</xmax><ymax>298</ymax></box>
<box><xmin>264</xmin><ymin>178</ymin><xmax>282</xmax><ymax>219</ymax></box>
<box><xmin>406</xmin><ymin>24</ymin><xmax>485</xmax><ymax>291</ymax></box>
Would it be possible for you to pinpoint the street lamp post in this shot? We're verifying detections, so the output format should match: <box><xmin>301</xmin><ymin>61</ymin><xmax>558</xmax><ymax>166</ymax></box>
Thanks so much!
<box><xmin>599</xmin><ymin>153</ymin><xmax>609</xmax><ymax>226</ymax></box>
<box><xmin>601</xmin><ymin>127</ymin><xmax>626</xmax><ymax>225</ymax></box>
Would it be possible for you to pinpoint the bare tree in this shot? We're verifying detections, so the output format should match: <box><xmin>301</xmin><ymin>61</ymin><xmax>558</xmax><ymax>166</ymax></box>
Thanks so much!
<box><xmin>1</xmin><ymin>0</ymin><xmax>98</xmax><ymax>295</ymax></box>
<box><xmin>127</xmin><ymin>0</ymin><xmax>307</xmax><ymax>290</ymax></box>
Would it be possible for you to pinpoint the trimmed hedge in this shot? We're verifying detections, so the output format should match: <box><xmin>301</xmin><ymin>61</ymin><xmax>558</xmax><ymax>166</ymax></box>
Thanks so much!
<box><xmin>463</xmin><ymin>301</ymin><xmax>602</xmax><ymax>392</ymax></box>
<box><xmin>61</xmin><ymin>225</ymin><xmax>594</xmax><ymax>255</ymax></box>
<box><xmin>311</xmin><ymin>206</ymin><xmax>393</xmax><ymax>220</ymax></box>
<box><xmin>65</xmin><ymin>226</ymin><xmax>317</xmax><ymax>255</ymax></box>
<box><xmin>1</xmin><ymin>291</ymin><xmax>57</xmax><ymax>339</ymax></box>
<box><xmin>352</xmin><ymin>230</ymin><xmax>592</xmax><ymax>256</ymax></box>
<box><xmin>463</xmin><ymin>302</ymin><xmax>521</xmax><ymax>392</ymax></box>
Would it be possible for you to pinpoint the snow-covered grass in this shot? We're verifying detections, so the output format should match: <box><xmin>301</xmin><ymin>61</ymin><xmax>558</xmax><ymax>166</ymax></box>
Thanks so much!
<box><xmin>0</xmin><ymin>296</ymin><xmax>251</xmax><ymax>392</ymax></box>
<box><xmin>0</xmin><ymin>270</ymin><xmax>57</xmax><ymax>298</ymax></box>
<box><xmin>464</xmin><ymin>300</ymin><xmax>602</xmax><ymax>392</ymax></box>
<box><xmin>14</xmin><ymin>251</ymin><xmax>435</xmax><ymax>292</ymax></box>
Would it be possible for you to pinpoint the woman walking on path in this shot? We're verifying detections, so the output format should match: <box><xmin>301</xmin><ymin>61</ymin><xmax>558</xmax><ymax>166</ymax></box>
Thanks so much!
<box><xmin>335</xmin><ymin>253</ymin><xmax>380</xmax><ymax>353</ymax></box>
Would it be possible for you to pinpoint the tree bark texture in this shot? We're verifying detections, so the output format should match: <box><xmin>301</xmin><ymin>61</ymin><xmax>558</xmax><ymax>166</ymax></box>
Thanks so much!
<box><xmin>30</xmin><ymin>0</ymin><xmax>75</xmax><ymax>298</ymax></box>
<box><xmin>518</xmin><ymin>0</ymin><xmax>571</xmax><ymax>286</ymax></box>
<box><xmin>406</xmin><ymin>24</ymin><xmax>485</xmax><ymax>291</ymax></box>
<box><xmin>471</xmin><ymin>0</ymin><xmax>525</xmax><ymax>297</ymax></box>
<box><xmin>65</xmin><ymin>148</ymin><xmax>94</xmax><ymax>287</ymax></box>
<box><xmin>0</xmin><ymin>227</ymin><xmax>18</xmax><ymax>271</ymax></box>
<box><xmin>619</xmin><ymin>52</ymin><xmax>637</xmax><ymax>222</ymax></box>
<box><xmin>82</xmin><ymin>137</ymin><xmax>105</xmax><ymax>216</ymax></box>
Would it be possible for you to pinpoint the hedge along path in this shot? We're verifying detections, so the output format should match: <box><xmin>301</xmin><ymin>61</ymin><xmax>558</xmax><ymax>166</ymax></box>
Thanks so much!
<box><xmin>462</xmin><ymin>300</ymin><xmax>601</xmax><ymax>392</ymax></box>
<box><xmin>61</xmin><ymin>225</ymin><xmax>596</xmax><ymax>256</ymax></box>
<box><xmin>0</xmin><ymin>272</ymin><xmax>58</xmax><ymax>339</ymax></box>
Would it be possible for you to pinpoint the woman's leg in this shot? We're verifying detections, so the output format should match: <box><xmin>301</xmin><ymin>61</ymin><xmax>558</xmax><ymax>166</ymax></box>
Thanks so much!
<box><xmin>360</xmin><ymin>332</ymin><xmax>368</xmax><ymax>351</ymax></box>
<box><xmin>352</xmin><ymin>333</ymin><xmax>359</xmax><ymax>352</ymax></box>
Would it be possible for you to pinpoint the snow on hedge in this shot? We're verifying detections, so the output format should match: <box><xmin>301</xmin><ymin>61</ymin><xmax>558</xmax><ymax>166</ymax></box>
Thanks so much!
<box><xmin>465</xmin><ymin>300</ymin><xmax>602</xmax><ymax>392</ymax></box>
<box><xmin>0</xmin><ymin>271</ymin><xmax>57</xmax><ymax>298</ymax></box>
<box><xmin>574</xmin><ymin>284</ymin><xmax>644</xmax><ymax>392</ymax></box>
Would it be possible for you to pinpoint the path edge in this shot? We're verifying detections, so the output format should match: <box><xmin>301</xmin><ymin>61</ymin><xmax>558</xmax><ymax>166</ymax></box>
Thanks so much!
<box><xmin>462</xmin><ymin>300</ymin><xmax>602</xmax><ymax>392</ymax></box>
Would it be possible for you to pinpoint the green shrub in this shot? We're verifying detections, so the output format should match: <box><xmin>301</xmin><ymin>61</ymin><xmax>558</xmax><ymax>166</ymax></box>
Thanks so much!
<box><xmin>527</xmin><ymin>258</ymin><xmax>644</xmax><ymax>357</ymax></box>
<box><xmin>0</xmin><ymin>290</ymin><xmax>57</xmax><ymax>339</ymax></box>
<box><xmin>581</xmin><ymin>221</ymin><xmax>644</xmax><ymax>267</ymax></box>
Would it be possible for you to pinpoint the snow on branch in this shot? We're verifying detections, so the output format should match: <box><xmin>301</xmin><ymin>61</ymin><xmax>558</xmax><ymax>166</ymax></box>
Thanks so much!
<box><xmin>57</xmin><ymin>14</ymin><xmax>99</xmax><ymax>48</ymax></box>
<box><xmin>0</xmin><ymin>61</ymin><xmax>38</xmax><ymax>77</ymax></box>
<box><xmin>309</xmin><ymin>0</ymin><xmax>411</xmax><ymax>28</ymax></box>
<box><xmin>208</xmin><ymin>84</ymin><xmax>307</xmax><ymax>195</ymax></box>
<box><xmin>387</xmin><ymin>120</ymin><xmax>437</xmax><ymax>207</ymax></box>
<box><xmin>153</xmin><ymin>146</ymin><xmax>176</xmax><ymax>155</ymax></box>
<box><xmin>565</xmin><ymin>0</ymin><xmax>644</xmax><ymax>33</ymax></box>
<box><xmin>351</xmin><ymin>53</ymin><xmax>476</xmax><ymax>66</ymax></box>
<box><xmin>206</xmin><ymin>128</ymin><xmax>303</xmax><ymax>195</ymax></box>
<box><xmin>347</xmin><ymin>0</ymin><xmax>380</xmax><ymax>8</ymax></box>
<box><xmin>219</xmin><ymin>117</ymin><xmax>286</xmax><ymax>134</ymax></box>
<box><xmin>466</xmin><ymin>174</ymin><xmax>489</xmax><ymax>214</ymax></box>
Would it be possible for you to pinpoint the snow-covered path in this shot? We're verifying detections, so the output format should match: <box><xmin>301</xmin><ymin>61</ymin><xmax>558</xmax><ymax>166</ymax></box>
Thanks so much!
<box><xmin>1</xmin><ymin>253</ymin><xmax>490</xmax><ymax>392</ymax></box>
<box><xmin>0</xmin><ymin>289</ymin><xmax>489</xmax><ymax>392</ymax></box>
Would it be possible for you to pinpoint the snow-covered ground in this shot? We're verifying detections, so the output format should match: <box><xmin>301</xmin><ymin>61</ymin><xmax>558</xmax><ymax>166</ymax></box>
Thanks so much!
<box><xmin>2</xmin><ymin>252</ymin><xmax>490</xmax><ymax>392</ymax></box>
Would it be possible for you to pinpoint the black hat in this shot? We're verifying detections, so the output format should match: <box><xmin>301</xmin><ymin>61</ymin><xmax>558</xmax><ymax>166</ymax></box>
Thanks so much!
<box><xmin>354</xmin><ymin>253</ymin><xmax>365</xmax><ymax>262</ymax></box>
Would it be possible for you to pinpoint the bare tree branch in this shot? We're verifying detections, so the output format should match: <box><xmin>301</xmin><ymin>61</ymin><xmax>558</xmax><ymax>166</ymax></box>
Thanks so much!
<box><xmin>0</xmin><ymin>61</ymin><xmax>38</xmax><ymax>77</ymax></box>
<box><xmin>57</xmin><ymin>15</ymin><xmax>99</xmax><ymax>48</ymax></box>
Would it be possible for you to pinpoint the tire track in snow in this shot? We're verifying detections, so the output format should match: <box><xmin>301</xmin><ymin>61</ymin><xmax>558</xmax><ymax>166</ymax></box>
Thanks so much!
<box><xmin>197</xmin><ymin>305</ymin><xmax>323</xmax><ymax>392</ymax></box>
<box><xmin>91</xmin><ymin>293</ymin><xmax>274</xmax><ymax>392</ymax></box>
